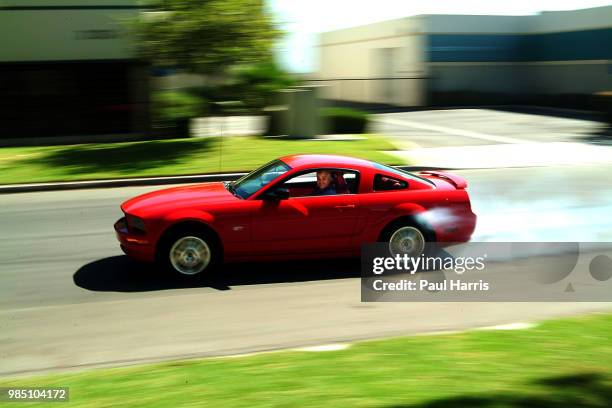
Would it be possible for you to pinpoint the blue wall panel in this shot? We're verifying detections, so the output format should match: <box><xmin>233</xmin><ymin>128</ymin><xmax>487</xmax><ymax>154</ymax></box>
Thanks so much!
<box><xmin>428</xmin><ymin>28</ymin><xmax>612</xmax><ymax>62</ymax></box>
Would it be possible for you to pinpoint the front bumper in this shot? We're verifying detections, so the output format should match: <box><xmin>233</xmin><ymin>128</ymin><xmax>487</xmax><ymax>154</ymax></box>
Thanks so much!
<box><xmin>114</xmin><ymin>217</ymin><xmax>155</xmax><ymax>263</ymax></box>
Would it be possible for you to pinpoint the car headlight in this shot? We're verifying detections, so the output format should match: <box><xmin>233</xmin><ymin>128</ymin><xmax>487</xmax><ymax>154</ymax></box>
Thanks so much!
<box><xmin>126</xmin><ymin>214</ymin><xmax>146</xmax><ymax>234</ymax></box>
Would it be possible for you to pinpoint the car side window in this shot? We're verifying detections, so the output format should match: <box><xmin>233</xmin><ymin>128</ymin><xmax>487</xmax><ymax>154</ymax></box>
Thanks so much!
<box><xmin>373</xmin><ymin>174</ymin><xmax>407</xmax><ymax>191</ymax></box>
<box><xmin>280</xmin><ymin>170</ymin><xmax>359</xmax><ymax>198</ymax></box>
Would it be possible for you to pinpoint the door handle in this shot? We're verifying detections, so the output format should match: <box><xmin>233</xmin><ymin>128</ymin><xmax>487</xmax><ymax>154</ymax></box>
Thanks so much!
<box><xmin>335</xmin><ymin>204</ymin><xmax>356</xmax><ymax>209</ymax></box>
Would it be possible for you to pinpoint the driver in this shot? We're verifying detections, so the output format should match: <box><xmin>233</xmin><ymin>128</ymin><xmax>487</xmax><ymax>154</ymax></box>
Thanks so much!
<box><xmin>311</xmin><ymin>170</ymin><xmax>337</xmax><ymax>196</ymax></box>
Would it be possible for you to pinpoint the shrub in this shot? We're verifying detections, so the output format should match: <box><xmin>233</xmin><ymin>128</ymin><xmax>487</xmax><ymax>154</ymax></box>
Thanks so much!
<box><xmin>187</xmin><ymin>62</ymin><xmax>300</xmax><ymax>113</ymax></box>
<box><xmin>151</xmin><ymin>90</ymin><xmax>207</xmax><ymax>138</ymax></box>
<box><xmin>321</xmin><ymin>107</ymin><xmax>369</xmax><ymax>134</ymax></box>
<box><xmin>152</xmin><ymin>90</ymin><xmax>205</xmax><ymax>121</ymax></box>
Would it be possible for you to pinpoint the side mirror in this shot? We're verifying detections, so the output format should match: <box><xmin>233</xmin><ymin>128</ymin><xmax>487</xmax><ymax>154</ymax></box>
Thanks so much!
<box><xmin>263</xmin><ymin>187</ymin><xmax>290</xmax><ymax>200</ymax></box>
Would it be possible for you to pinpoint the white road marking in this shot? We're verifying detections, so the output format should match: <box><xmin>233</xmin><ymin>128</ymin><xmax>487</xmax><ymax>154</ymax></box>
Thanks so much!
<box><xmin>388</xmin><ymin>142</ymin><xmax>612</xmax><ymax>169</ymax></box>
<box><xmin>373</xmin><ymin>116</ymin><xmax>529</xmax><ymax>144</ymax></box>
<box><xmin>295</xmin><ymin>344</ymin><xmax>351</xmax><ymax>352</ymax></box>
<box><xmin>473</xmin><ymin>322</ymin><xmax>538</xmax><ymax>331</ymax></box>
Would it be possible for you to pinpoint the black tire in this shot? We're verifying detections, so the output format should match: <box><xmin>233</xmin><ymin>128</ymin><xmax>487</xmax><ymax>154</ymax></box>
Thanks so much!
<box><xmin>157</xmin><ymin>227</ymin><xmax>221</xmax><ymax>279</ymax></box>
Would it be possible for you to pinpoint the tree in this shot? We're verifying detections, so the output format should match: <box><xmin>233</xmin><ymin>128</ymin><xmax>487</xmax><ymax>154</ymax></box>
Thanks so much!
<box><xmin>131</xmin><ymin>0</ymin><xmax>281</xmax><ymax>75</ymax></box>
<box><xmin>223</xmin><ymin>60</ymin><xmax>301</xmax><ymax>108</ymax></box>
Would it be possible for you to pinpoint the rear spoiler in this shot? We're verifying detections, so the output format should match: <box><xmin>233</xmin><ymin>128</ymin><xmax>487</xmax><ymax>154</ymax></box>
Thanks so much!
<box><xmin>419</xmin><ymin>171</ymin><xmax>467</xmax><ymax>189</ymax></box>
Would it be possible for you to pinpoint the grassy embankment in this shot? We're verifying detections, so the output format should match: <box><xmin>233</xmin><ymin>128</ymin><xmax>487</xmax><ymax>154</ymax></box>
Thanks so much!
<box><xmin>0</xmin><ymin>135</ymin><xmax>400</xmax><ymax>185</ymax></box>
<box><xmin>1</xmin><ymin>313</ymin><xmax>611</xmax><ymax>407</ymax></box>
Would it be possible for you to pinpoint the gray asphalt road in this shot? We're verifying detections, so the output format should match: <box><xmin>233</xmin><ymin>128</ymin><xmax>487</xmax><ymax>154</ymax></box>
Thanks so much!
<box><xmin>372</xmin><ymin>108</ymin><xmax>606</xmax><ymax>148</ymax></box>
<box><xmin>2</xmin><ymin>164</ymin><xmax>612</xmax><ymax>376</ymax></box>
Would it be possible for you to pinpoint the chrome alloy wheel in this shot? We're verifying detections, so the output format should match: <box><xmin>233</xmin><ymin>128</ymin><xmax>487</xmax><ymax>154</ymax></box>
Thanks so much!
<box><xmin>389</xmin><ymin>226</ymin><xmax>426</xmax><ymax>257</ymax></box>
<box><xmin>169</xmin><ymin>236</ymin><xmax>211</xmax><ymax>275</ymax></box>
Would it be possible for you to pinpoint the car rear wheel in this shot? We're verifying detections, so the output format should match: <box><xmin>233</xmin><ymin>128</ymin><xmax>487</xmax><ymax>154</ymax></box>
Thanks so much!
<box><xmin>160</xmin><ymin>229</ymin><xmax>220</xmax><ymax>278</ymax></box>
<box><xmin>388</xmin><ymin>226</ymin><xmax>425</xmax><ymax>257</ymax></box>
<box><xmin>380</xmin><ymin>220</ymin><xmax>435</xmax><ymax>258</ymax></box>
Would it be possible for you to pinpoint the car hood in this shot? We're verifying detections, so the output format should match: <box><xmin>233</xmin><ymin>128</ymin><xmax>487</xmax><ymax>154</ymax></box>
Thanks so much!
<box><xmin>121</xmin><ymin>182</ymin><xmax>238</xmax><ymax>215</ymax></box>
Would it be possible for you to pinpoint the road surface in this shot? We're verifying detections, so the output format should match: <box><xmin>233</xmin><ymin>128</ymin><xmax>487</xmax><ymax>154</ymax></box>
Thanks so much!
<box><xmin>2</xmin><ymin>164</ymin><xmax>612</xmax><ymax>376</ymax></box>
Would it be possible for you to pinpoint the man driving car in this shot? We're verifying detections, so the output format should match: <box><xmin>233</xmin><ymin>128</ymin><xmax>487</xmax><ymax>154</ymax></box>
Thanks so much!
<box><xmin>310</xmin><ymin>170</ymin><xmax>337</xmax><ymax>196</ymax></box>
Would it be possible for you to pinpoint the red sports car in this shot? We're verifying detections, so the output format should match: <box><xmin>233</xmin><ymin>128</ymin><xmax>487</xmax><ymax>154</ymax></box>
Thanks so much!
<box><xmin>114</xmin><ymin>154</ymin><xmax>476</xmax><ymax>277</ymax></box>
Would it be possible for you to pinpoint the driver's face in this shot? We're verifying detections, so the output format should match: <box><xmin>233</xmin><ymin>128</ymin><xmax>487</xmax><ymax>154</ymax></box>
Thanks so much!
<box><xmin>316</xmin><ymin>171</ymin><xmax>332</xmax><ymax>189</ymax></box>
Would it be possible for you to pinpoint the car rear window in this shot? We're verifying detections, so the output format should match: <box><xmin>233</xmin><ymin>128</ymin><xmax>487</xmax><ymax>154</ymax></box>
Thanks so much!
<box><xmin>373</xmin><ymin>174</ymin><xmax>407</xmax><ymax>191</ymax></box>
<box><xmin>372</xmin><ymin>162</ymin><xmax>434</xmax><ymax>186</ymax></box>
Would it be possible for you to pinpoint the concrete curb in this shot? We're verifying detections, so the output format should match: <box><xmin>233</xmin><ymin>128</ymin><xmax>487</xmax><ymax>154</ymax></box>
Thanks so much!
<box><xmin>0</xmin><ymin>173</ymin><xmax>248</xmax><ymax>194</ymax></box>
<box><xmin>0</xmin><ymin>166</ymin><xmax>451</xmax><ymax>194</ymax></box>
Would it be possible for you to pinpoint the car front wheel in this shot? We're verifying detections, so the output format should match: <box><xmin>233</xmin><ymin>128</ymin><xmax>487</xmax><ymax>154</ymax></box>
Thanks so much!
<box><xmin>160</xmin><ymin>229</ymin><xmax>219</xmax><ymax>278</ymax></box>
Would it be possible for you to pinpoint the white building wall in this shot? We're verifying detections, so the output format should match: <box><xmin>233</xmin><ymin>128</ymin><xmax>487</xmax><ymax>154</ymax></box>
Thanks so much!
<box><xmin>427</xmin><ymin>63</ymin><xmax>530</xmax><ymax>94</ymax></box>
<box><xmin>423</xmin><ymin>15</ymin><xmax>532</xmax><ymax>96</ymax></box>
<box><xmin>0</xmin><ymin>0</ymin><xmax>138</xmax><ymax>62</ymax></box>
<box><xmin>317</xmin><ymin>6</ymin><xmax>612</xmax><ymax>106</ymax></box>
<box><xmin>528</xmin><ymin>62</ymin><xmax>612</xmax><ymax>94</ymax></box>
<box><xmin>316</xmin><ymin>17</ymin><xmax>427</xmax><ymax>106</ymax></box>
<box><xmin>532</xmin><ymin>6</ymin><xmax>612</xmax><ymax>32</ymax></box>
<box><xmin>0</xmin><ymin>1</ymin><xmax>148</xmax><ymax>140</ymax></box>
<box><xmin>423</xmin><ymin>14</ymin><xmax>531</xmax><ymax>34</ymax></box>
<box><xmin>425</xmin><ymin>7</ymin><xmax>612</xmax><ymax>97</ymax></box>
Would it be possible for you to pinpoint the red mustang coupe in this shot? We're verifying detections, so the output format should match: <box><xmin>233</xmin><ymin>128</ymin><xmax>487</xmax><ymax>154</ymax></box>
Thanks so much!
<box><xmin>115</xmin><ymin>154</ymin><xmax>476</xmax><ymax>277</ymax></box>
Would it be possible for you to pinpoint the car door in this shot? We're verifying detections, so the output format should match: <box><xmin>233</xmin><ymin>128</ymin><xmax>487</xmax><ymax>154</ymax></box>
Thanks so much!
<box><xmin>250</xmin><ymin>170</ymin><xmax>360</xmax><ymax>256</ymax></box>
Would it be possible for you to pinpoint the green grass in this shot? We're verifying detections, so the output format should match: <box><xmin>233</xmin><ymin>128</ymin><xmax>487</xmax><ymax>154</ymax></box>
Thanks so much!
<box><xmin>321</xmin><ymin>107</ymin><xmax>369</xmax><ymax>119</ymax></box>
<box><xmin>0</xmin><ymin>135</ymin><xmax>400</xmax><ymax>185</ymax></box>
<box><xmin>2</xmin><ymin>313</ymin><xmax>611</xmax><ymax>407</ymax></box>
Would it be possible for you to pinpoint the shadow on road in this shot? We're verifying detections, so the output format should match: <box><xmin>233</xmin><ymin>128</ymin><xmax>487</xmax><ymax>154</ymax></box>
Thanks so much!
<box><xmin>490</xmin><ymin>105</ymin><xmax>607</xmax><ymax>122</ymax></box>
<box><xmin>73</xmin><ymin>255</ymin><xmax>361</xmax><ymax>292</ymax></box>
<box><xmin>386</xmin><ymin>372</ymin><xmax>611</xmax><ymax>408</ymax></box>
<box><xmin>490</xmin><ymin>105</ymin><xmax>612</xmax><ymax>146</ymax></box>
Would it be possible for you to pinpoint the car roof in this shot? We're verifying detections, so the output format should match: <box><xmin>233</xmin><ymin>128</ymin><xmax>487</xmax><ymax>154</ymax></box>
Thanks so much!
<box><xmin>279</xmin><ymin>154</ymin><xmax>376</xmax><ymax>170</ymax></box>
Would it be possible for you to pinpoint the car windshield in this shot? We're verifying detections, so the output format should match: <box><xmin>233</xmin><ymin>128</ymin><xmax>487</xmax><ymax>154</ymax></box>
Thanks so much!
<box><xmin>230</xmin><ymin>159</ymin><xmax>291</xmax><ymax>198</ymax></box>
<box><xmin>372</xmin><ymin>162</ymin><xmax>434</xmax><ymax>186</ymax></box>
